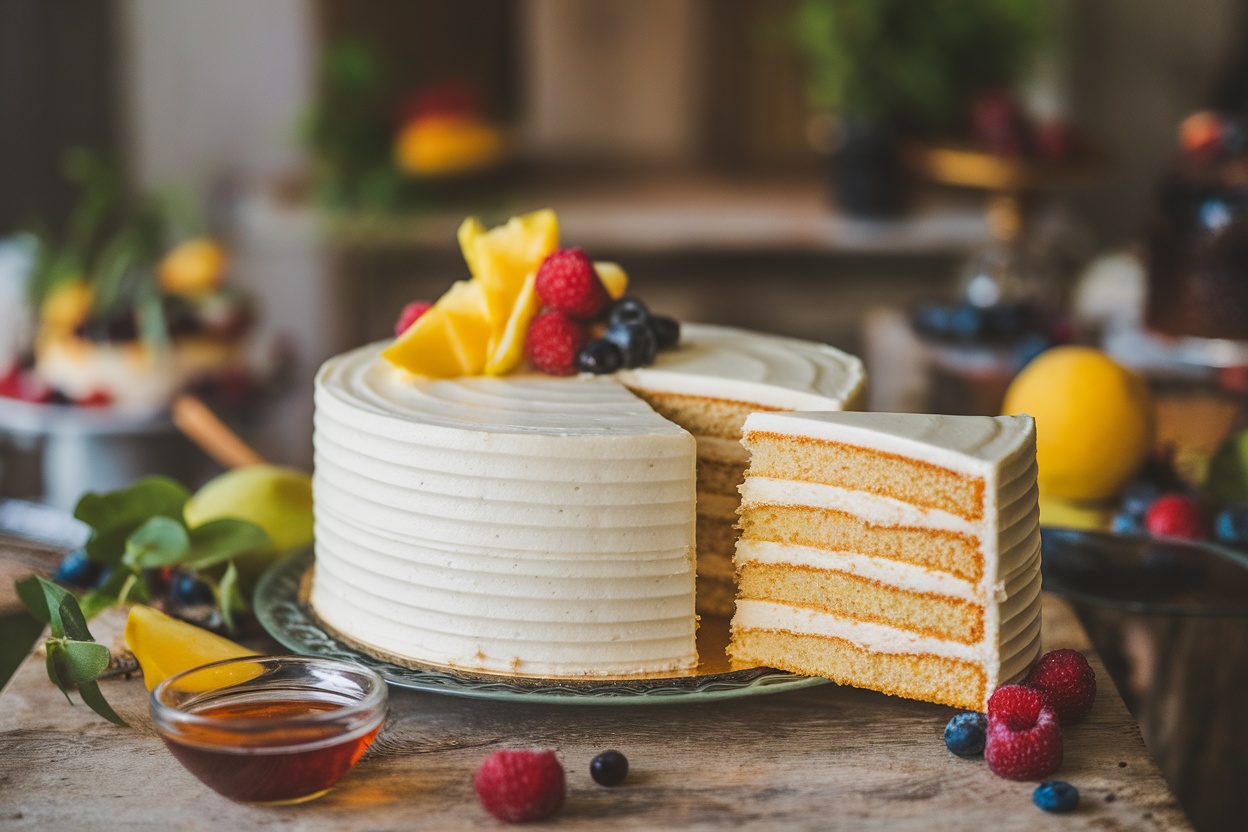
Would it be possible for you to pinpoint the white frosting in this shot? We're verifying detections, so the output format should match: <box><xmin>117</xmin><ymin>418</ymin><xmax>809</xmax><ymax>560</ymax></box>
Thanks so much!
<box><xmin>733</xmin><ymin>411</ymin><xmax>1041</xmax><ymax>705</ymax></box>
<box><xmin>312</xmin><ymin>324</ymin><xmax>863</xmax><ymax>677</ymax></box>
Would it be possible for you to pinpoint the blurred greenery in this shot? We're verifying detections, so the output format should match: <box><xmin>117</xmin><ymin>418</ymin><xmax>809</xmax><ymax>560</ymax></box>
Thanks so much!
<box><xmin>791</xmin><ymin>0</ymin><xmax>1053</xmax><ymax>132</ymax></box>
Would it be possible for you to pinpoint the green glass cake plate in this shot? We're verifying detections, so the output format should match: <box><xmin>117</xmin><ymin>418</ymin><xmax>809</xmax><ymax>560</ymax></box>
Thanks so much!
<box><xmin>254</xmin><ymin>549</ymin><xmax>828</xmax><ymax>705</ymax></box>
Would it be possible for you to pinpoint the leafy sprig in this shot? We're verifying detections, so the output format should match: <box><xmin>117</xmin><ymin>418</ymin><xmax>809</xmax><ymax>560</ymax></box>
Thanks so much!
<box><xmin>16</xmin><ymin>576</ymin><xmax>126</xmax><ymax>726</ymax></box>
<box><xmin>72</xmin><ymin>476</ymin><xmax>272</xmax><ymax>629</ymax></box>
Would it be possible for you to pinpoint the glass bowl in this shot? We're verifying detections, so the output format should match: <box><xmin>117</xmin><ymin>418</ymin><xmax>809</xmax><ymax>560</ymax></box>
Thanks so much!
<box><xmin>150</xmin><ymin>654</ymin><xmax>387</xmax><ymax>805</ymax></box>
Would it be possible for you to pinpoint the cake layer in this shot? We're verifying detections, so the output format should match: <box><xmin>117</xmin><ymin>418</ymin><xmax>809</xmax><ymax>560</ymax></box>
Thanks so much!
<box><xmin>729</xmin><ymin>627</ymin><xmax>987</xmax><ymax>711</ymax></box>
<box><xmin>736</xmin><ymin>561</ymin><xmax>983</xmax><ymax>644</ymax></box>
<box><xmin>738</xmin><ymin>503</ymin><xmax>984</xmax><ymax>582</ymax></box>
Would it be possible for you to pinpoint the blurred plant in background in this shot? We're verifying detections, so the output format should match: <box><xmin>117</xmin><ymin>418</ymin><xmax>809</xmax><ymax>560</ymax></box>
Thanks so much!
<box><xmin>791</xmin><ymin>0</ymin><xmax>1052</xmax><ymax>136</ymax></box>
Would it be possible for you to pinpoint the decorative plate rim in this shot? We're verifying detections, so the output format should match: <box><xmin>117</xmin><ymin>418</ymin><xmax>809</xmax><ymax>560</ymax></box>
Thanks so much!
<box><xmin>254</xmin><ymin>549</ymin><xmax>828</xmax><ymax>705</ymax></box>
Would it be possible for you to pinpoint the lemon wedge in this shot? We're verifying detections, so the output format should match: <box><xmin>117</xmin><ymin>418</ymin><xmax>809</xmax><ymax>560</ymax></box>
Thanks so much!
<box><xmin>124</xmin><ymin>605</ymin><xmax>256</xmax><ymax>691</ymax></box>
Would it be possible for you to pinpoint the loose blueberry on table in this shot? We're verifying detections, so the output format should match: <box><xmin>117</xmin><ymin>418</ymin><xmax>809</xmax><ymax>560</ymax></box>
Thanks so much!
<box><xmin>590</xmin><ymin>749</ymin><xmax>629</xmax><ymax>786</ymax></box>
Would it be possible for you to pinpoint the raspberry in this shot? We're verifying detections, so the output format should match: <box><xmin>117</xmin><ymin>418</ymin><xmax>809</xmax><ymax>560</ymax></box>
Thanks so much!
<box><xmin>535</xmin><ymin>248</ymin><xmax>609</xmax><ymax>321</ymax></box>
<box><xmin>526</xmin><ymin>309</ymin><xmax>588</xmax><ymax>376</ymax></box>
<box><xmin>394</xmin><ymin>300</ymin><xmax>433</xmax><ymax>336</ymax></box>
<box><xmin>1023</xmin><ymin>649</ymin><xmax>1097</xmax><ymax>724</ymax></box>
<box><xmin>473</xmin><ymin>749</ymin><xmax>565</xmax><ymax>824</ymax></box>
<box><xmin>1144</xmin><ymin>494</ymin><xmax>1204</xmax><ymax>540</ymax></box>
<box><xmin>985</xmin><ymin>685</ymin><xmax>1063</xmax><ymax>780</ymax></box>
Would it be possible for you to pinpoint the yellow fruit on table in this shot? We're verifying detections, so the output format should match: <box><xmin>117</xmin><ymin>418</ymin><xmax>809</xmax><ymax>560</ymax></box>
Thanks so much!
<box><xmin>394</xmin><ymin>116</ymin><xmax>506</xmax><ymax>178</ymax></box>
<box><xmin>124</xmin><ymin>605</ymin><xmax>256</xmax><ymax>690</ymax></box>
<box><xmin>1002</xmin><ymin>346</ymin><xmax>1153</xmax><ymax>502</ymax></box>
<box><xmin>185</xmin><ymin>464</ymin><xmax>313</xmax><ymax>553</ymax></box>
<box><xmin>159</xmin><ymin>238</ymin><xmax>228</xmax><ymax>295</ymax></box>
<box><xmin>40</xmin><ymin>280</ymin><xmax>93</xmax><ymax>332</ymax></box>
<box><xmin>594</xmin><ymin>262</ymin><xmax>629</xmax><ymax>300</ymax></box>
<box><xmin>1037</xmin><ymin>493</ymin><xmax>1113</xmax><ymax>531</ymax></box>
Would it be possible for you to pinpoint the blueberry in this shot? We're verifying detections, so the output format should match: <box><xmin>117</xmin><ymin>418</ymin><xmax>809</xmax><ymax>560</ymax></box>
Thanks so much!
<box><xmin>913</xmin><ymin>303</ymin><xmax>954</xmax><ymax>337</ymax></box>
<box><xmin>1121</xmin><ymin>481</ymin><xmax>1160</xmax><ymax>519</ymax></box>
<box><xmin>1012</xmin><ymin>333</ymin><xmax>1051</xmax><ymax>371</ymax></box>
<box><xmin>605</xmin><ymin>321</ymin><xmax>657</xmax><ymax>369</ymax></box>
<box><xmin>648</xmin><ymin>315</ymin><xmax>681</xmax><ymax>350</ymax></box>
<box><xmin>1033</xmin><ymin>780</ymin><xmax>1079</xmax><ymax>813</ymax></box>
<box><xmin>53</xmin><ymin>549</ymin><xmax>101</xmax><ymax>588</ymax></box>
<box><xmin>575</xmin><ymin>339</ymin><xmax>623</xmax><ymax>375</ymax></box>
<box><xmin>1110</xmin><ymin>512</ymin><xmax>1144</xmax><ymax>536</ymax></box>
<box><xmin>170</xmin><ymin>571</ymin><xmax>215</xmax><ymax>607</ymax></box>
<box><xmin>949</xmin><ymin>304</ymin><xmax>984</xmax><ymax>341</ymax></box>
<box><xmin>590</xmin><ymin>750</ymin><xmax>629</xmax><ymax>786</ymax></box>
<box><xmin>607</xmin><ymin>296</ymin><xmax>650</xmax><ymax>328</ymax></box>
<box><xmin>1213</xmin><ymin>506</ymin><xmax>1248</xmax><ymax>544</ymax></box>
<box><xmin>943</xmin><ymin>711</ymin><xmax>987</xmax><ymax>758</ymax></box>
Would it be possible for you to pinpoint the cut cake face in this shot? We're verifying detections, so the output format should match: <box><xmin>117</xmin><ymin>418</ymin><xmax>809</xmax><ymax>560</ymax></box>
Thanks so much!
<box><xmin>728</xmin><ymin>411</ymin><xmax>1042</xmax><ymax>711</ymax></box>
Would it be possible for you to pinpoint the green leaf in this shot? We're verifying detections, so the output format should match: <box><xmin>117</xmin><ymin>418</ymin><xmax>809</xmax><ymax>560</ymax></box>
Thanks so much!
<box><xmin>15</xmin><ymin>575</ymin><xmax>51</xmax><ymax>624</ymax></box>
<box><xmin>75</xmin><ymin>476</ymin><xmax>189</xmax><ymax>530</ymax></box>
<box><xmin>184</xmin><ymin>519</ymin><xmax>272</xmax><ymax>570</ymax></box>
<box><xmin>77</xmin><ymin>680</ymin><xmax>127</xmax><ymax>726</ymax></box>
<box><xmin>123</xmin><ymin>516</ymin><xmax>190</xmax><ymax>569</ymax></box>
<box><xmin>26</xmin><ymin>576</ymin><xmax>74</xmax><ymax>638</ymax></box>
<box><xmin>45</xmin><ymin>642</ymin><xmax>72</xmax><ymax>703</ymax></box>
<box><xmin>55</xmin><ymin>591</ymin><xmax>93</xmax><ymax>642</ymax></box>
<box><xmin>78</xmin><ymin>568</ymin><xmax>149</xmax><ymax>619</ymax></box>
<box><xmin>77</xmin><ymin>477</ymin><xmax>190</xmax><ymax>565</ymax></box>
<box><xmin>56</xmin><ymin>639</ymin><xmax>111</xmax><ymax>684</ymax></box>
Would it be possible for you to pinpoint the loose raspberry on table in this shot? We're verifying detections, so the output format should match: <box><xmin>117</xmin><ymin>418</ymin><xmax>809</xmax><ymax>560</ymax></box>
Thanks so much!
<box><xmin>535</xmin><ymin>248</ymin><xmax>609</xmax><ymax>321</ymax></box>
<box><xmin>394</xmin><ymin>300</ymin><xmax>433</xmax><ymax>336</ymax></box>
<box><xmin>473</xmin><ymin>749</ymin><xmax>566</xmax><ymax>824</ymax></box>
<box><xmin>526</xmin><ymin>309</ymin><xmax>588</xmax><ymax>376</ymax></box>
<box><xmin>985</xmin><ymin>685</ymin><xmax>1063</xmax><ymax>780</ymax></box>
<box><xmin>1144</xmin><ymin>493</ymin><xmax>1204</xmax><ymax>540</ymax></box>
<box><xmin>1023</xmin><ymin>649</ymin><xmax>1097</xmax><ymax>724</ymax></box>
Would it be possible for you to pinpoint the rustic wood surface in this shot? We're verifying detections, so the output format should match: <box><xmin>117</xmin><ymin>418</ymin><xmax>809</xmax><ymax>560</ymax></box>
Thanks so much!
<box><xmin>0</xmin><ymin>543</ymin><xmax>1190</xmax><ymax>831</ymax></box>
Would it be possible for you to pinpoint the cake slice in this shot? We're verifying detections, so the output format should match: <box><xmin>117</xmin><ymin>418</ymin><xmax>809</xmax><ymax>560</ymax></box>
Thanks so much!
<box><xmin>728</xmin><ymin>411</ymin><xmax>1041</xmax><ymax>711</ymax></box>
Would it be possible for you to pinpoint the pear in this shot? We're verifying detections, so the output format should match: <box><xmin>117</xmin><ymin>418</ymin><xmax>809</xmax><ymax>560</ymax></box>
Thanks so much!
<box><xmin>184</xmin><ymin>464</ymin><xmax>314</xmax><ymax>586</ymax></box>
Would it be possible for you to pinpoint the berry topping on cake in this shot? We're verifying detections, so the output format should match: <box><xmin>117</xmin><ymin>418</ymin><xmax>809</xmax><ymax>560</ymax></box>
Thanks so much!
<box><xmin>473</xmin><ymin>749</ymin><xmax>566</xmax><ymax>824</ymax></box>
<box><xmin>589</xmin><ymin>750</ymin><xmax>629</xmax><ymax>786</ymax></box>
<box><xmin>943</xmin><ymin>712</ymin><xmax>988</xmax><ymax>758</ymax></box>
<box><xmin>1033</xmin><ymin>780</ymin><xmax>1080</xmax><ymax>813</ymax></box>
<box><xmin>985</xmin><ymin>685</ymin><xmax>1063</xmax><ymax>780</ymax></box>
<box><xmin>394</xmin><ymin>300</ymin><xmax>433</xmax><ymax>337</ymax></box>
<box><xmin>605</xmin><ymin>321</ymin><xmax>658</xmax><ymax>369</ymax></box>
<box><xmin>526</xmin><ymin>310</ymin><xmax>588</xmax><ymax>376</ymax></box>
<box><xmin>607</xmin><ymin>296</ymin><xmax>650</xmax><ymax>327</ymax></box>
<box><xmin>535</xmin><ymin>248</ymin><xmax>610</xmax><ymax>321</ymax></box>
<box><xmin>575</xmin><ymin>338</ymin><xmax>624</xmax><ymax>375</ymax></box>
<box><xmin>1144</xmin><ymin>494</ymin><xmax>1204</xmax><ymax>540</ymax></box>
<box><xmin>1023</xmin><ymin>649</ymin><xmax>1097</xmax><ymax>724</ymax></box>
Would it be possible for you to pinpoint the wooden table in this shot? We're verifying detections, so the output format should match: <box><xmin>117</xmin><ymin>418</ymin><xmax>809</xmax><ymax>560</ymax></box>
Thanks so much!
<box><xmin>0</xmin><ymin>540</ymin><xmax>1191</xmax><ymax>831</ymax></box>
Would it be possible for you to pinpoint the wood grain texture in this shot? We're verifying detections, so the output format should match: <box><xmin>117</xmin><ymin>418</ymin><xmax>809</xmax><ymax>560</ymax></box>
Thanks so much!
<box><xmin>0</xmin><ymin>543</ymin><xmax>1189</xmax><ymax>830</ymax></box>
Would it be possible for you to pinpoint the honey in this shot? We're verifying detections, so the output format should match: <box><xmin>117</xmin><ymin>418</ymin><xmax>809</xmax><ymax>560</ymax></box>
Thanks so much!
<box><xmin>161</xmin><ymin>699</ymin><xmax>381</xmax><ymax>805</ymax></box>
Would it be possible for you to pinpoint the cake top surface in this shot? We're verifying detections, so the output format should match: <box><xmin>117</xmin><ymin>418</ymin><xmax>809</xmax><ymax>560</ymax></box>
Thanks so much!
<box><xmin>619</xmin><ymin>324</ymin><xmax>864</xmax><ymax>411</ymax></box>
<box><xmin>743</xmin><ymin>411</ymin><xmax>1036</xmax><ymax>474</ymax></box>
<box><xmin>317</xmin><ymin>324</ymin><xmax>864</xmax><ymax>441</ymax></box>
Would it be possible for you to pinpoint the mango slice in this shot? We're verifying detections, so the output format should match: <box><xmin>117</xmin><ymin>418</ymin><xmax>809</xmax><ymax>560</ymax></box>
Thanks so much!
<box><xmin>485</xmin><ymin>271</ymin><xmax>542</xmax><ymax>376</ymax></box>
<box><xmin>125</xmin><ymin>605</ymin><xmax>256</xmax><ymax>691</ymax></box>
<box><xmin>593</xmin><ymin>262</ymin><xmax>628</xmax><ymax>300</ymax></box>
<box><xmin>472</xmin><ymin>209</ymin><xmax>559</xmax><ymax>330</ymax></box>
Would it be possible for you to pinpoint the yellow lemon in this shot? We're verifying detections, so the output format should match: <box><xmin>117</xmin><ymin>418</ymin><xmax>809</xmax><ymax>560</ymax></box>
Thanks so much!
<box><xmin>159</xmin><ymin>238</ymin><xmax>228</xmax><ymax>295</ymax></box>
<box><xmin>124</xmin><ymin>605</ymin><xmax>256</xmax><ymax>691</ymax></box>
<box><xmin>1002</xmin><ymin>346</ymin><xmax>1153</xmax><ymax>502</ymax></box>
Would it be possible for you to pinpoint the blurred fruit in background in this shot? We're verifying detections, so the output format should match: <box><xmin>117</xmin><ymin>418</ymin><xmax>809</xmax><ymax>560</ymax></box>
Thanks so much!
<box><xmin>394</xmin><ymin>81</ymin><xmax>506</xmax><ymax>178</ymax></box>
<box><xmin>158</xmin><ymin>238</ymin><xmax>228</xmax><ymax>296</ymax></box>
<box><xmin>1002</xmin><ymin>345</ymin><xmax>1153</xmax><ymax>503</ymax></box>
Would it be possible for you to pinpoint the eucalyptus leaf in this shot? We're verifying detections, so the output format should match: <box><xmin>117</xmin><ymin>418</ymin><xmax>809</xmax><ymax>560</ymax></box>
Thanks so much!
<box><xmin>123</xmin><ymin>516</ymin><xmax>190</xmax><ymax>569</ymax></box>
<box><xmin>216</xmin><ymin>560</ymin><xmax>248</xmax><ymax>632</ymax></box>
<box><xmin>55</xmin><ymin>639</ymin><xmax>111</xmax><ymax>685</ymax></box>
<box><xmin>76</xmin><ymin>680</ymin><xmax>127</xmax><ymax>727</ymax></box>
<box><xmin>15</xmin><ymin>575</ymin><xmax>51</xmax><ymax>624</ymax></box>
<box><xmin>75</xmin><ymin>476</ymin><xmax>189</xmax><ymax>531</ymax></box>
<box><xmin>55</xmin><ymin>591</ymin><xmax>93</xmax><ymax>642</ymax></box>
<box><xmin>185</xmin><ymin>519</ymin><xmax>272</xmax><ymax>570</ymax></box>
<box><xmin>29</xmin><ymin>576</ymin><xmax>73</xmax><ymax>638</ymax></box>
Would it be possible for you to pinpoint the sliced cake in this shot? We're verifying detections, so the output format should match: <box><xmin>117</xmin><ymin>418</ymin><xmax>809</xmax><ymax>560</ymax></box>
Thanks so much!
<box><xmin>728</xmin><ymin>411</ymin><xmax>1041</xmax><ymax>710</ymax></box>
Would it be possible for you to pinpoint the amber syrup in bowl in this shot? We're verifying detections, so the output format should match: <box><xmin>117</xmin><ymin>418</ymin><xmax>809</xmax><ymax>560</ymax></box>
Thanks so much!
<box><xmin>150</xmin><ymin>655</ymin><xmax>387</xmax><ymax>805</ymax></box>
